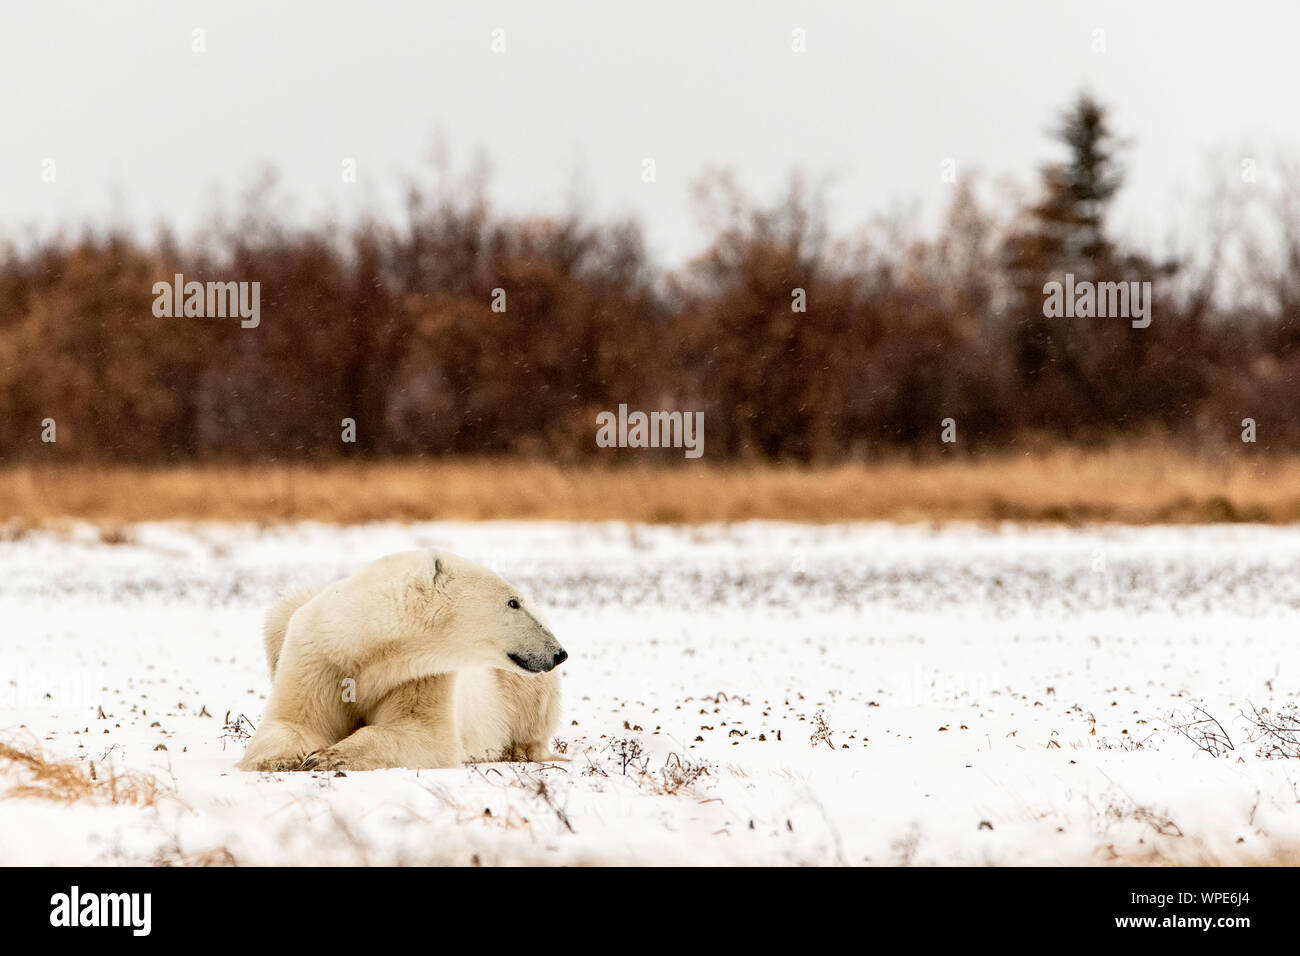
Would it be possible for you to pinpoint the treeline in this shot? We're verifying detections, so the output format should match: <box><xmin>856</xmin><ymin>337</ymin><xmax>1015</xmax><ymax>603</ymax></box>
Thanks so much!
<box><xmin>2</xmin><ymin>94</ymin><xmax>1299</xmax><ymax>464</ymax></box>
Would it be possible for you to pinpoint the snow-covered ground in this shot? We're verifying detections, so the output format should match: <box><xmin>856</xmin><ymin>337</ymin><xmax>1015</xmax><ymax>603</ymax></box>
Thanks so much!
<box><xmin>2</xmin><ymin>520</ymin><xmax>1299</xmax><ymax>865</ymax></box>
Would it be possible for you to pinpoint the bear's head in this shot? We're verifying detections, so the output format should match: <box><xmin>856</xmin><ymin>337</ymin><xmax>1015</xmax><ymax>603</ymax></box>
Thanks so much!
<box><xmin>428</xmin><ymin>552</ymin><xmax>568</xmax><ymax>675</ymax></box>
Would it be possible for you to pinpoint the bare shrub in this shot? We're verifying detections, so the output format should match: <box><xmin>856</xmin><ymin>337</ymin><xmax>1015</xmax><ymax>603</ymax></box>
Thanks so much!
<box><xmin>1090</xmin><ymin>787</ymin><xmax>1183</xmax><ymax>839</ymax></box>
<box><xmin>1166</xmin><ymin>706</ymin><xmax>1234</xmax><ymax>757</ymax></box>
<box><xmin>220</xmin><ymin>711</ymin><xmax>256</xmax><ymax>750</ymax></box>
<box><xmin>512</xmin><ymin>767</ymin><xmax>575</xmax><ymax>833</ymax></box>
<box><xmin>654</xmin><ymin>752</ymin><xmax>712</xmax><ymax>796</ymax></box>
<box><xmin>809</xmin><ymin>710</ymin><xmax>835</xmax><ymax>749</ymax></box>
<box><xmin>581</xmin><ymin>739</ymin><xmax>711</xmax><ymax>796</ymax></box>
<box><xmin>610</xmin><ymin>737</ymin><xmax>650</xmax><ymax>776</ymax></box>
<box><xmin>1242</xmin><ymin>702</ymin><xmax>1300</xmax><ymax>759</ymax></box>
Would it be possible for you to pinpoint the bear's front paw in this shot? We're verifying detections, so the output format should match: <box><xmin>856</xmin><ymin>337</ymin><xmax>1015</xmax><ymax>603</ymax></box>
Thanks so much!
<box><xmin>300</xmin><ymin>748</ymin><xmax>349</xmax><ymax>772</ymax></box>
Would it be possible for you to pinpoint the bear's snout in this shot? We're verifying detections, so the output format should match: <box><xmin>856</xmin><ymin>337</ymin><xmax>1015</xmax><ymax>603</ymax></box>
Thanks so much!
<box><xmin>508</xmin><ymin>648</ymin><xmax>567</xmax><ymax>673</ymax></box>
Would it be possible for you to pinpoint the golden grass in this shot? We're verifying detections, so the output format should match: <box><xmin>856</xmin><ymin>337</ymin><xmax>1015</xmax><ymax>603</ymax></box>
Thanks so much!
<box><xmin>1</xmin><ymin>446</ymin><xmax>1299</xmax><ymax>525</ymax></box>
<box><xmin>0</xmin><ymin>738</ymin><xmax>165</xmax><ymax>806</ymax></box>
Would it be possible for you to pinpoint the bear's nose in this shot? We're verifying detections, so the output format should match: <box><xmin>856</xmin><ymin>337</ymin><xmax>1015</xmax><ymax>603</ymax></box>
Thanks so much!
<box><xmin>552</xmin><ymin>649</ymin><xmax>568</xmax><ymax>668</ymax></box>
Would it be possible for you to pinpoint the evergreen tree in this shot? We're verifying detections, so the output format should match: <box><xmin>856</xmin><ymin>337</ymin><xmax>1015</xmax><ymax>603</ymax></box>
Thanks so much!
<box><xmin>1002</xmin><ymin>93</ymin><xmax>1145</xmax><ymax>433</ymax></box>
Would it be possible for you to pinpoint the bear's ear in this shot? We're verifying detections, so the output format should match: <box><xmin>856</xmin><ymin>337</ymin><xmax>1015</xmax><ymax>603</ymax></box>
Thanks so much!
<box><xmin>415</xmin><ymin>553</ymin><xmax>449</xmax><ymax>604</ymax></box>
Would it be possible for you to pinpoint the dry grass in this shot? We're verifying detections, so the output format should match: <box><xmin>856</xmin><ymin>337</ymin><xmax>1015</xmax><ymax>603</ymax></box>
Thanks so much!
<box><xmin>1</xmin><ymin>446</ymin><xmax>1299</xmax><ymax>525</ymax></box>
<box><xmin>0</xmin><ymin>738</ymin><xmax>165</xmax><ymax>806</ymax></box>
<box><xmin>1105</xmin><ymin>843</ymin><xmax>1300</xmax><ymax>867</ymax></box>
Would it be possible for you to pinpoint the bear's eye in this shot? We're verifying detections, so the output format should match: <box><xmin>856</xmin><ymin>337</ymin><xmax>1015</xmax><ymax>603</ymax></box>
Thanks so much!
<box><xmin>507</xmin><ymin>598</ymin><xmax>521</xmax><ymax>610</ymax></box>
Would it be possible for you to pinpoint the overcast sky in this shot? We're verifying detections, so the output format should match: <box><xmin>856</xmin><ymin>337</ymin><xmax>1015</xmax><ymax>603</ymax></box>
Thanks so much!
<box><xmin>1</xmin><ymin>0</ymin><xmax>1296</xmax><ymax>265</ymax></box>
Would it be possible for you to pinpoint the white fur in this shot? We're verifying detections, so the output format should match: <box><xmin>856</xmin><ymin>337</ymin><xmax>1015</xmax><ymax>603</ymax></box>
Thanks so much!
<box><xmin>238</xmin><ymin>549</ymin><xmax>565</xmax><ymax>771</ymax></box>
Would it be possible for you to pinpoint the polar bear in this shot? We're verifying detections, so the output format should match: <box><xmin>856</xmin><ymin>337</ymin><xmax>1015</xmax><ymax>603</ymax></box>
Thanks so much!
<box><xmin>237</xmin><ymin>549</ymin><xmax>567</xmax><ymax>772</ymax></box>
